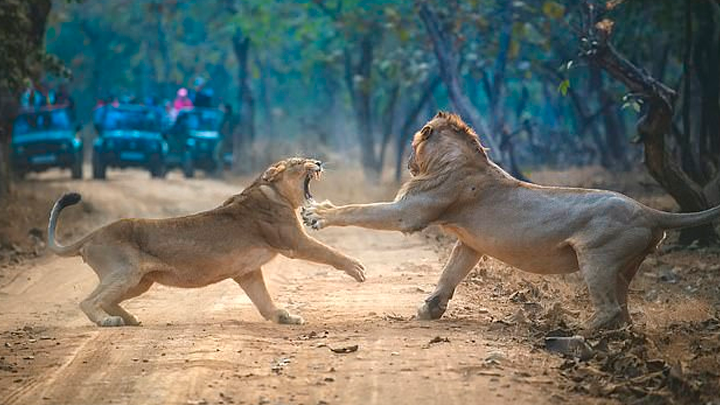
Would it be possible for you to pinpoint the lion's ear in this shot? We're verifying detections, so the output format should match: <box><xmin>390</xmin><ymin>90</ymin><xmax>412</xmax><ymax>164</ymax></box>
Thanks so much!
<box><xmin>419</xmin><ymin>125</ymin><xmax>433</xmax><ymax>141</ymax></box>
<box><xmin>434</xmin><ymin>111</ymin><xmax>447</xmax><ymax>119</ymax></box>
<box><xmin>262</xmin><ymin>164</ymin><xmax>286</xmax><ymax>182</ymax></box>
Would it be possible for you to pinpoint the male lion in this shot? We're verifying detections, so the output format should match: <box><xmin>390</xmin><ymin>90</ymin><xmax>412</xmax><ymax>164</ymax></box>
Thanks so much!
<box><xmin>48</xmin><ymin>158</ymin><xmax>365</xmax><ymax>327</ymax></box>
<box><xmin>303</xmin><ymin>112</ymin><xmax>720</xmax><ymax>330</ymax></box>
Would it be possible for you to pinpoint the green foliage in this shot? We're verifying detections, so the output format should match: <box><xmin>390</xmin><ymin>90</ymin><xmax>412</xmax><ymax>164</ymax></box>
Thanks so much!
<box><xmin>557</xmin><ymin>78</ymin><xmax>570</xmax><ymax>96</ymax></box>
<box><xmin>0</xmin><ymin>0</ymin><xmax>67</xmax><ymax>92</ymax></box>
<box><xmin>37</xmin><ymin>0</ymin><xmax>710</xmax><ymax>170</ymax></box>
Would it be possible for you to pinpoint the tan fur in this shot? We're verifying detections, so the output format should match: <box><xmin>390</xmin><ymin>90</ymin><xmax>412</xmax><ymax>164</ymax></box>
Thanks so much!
<box><xmin>303</xmin><ymin>112</ymin><xmax>720</xmax><ymax>331</ymax></box>
<box><xmin>48</xmin><ymin>158</ymin><xmax>365</xmax><ymax>327</ymax></box>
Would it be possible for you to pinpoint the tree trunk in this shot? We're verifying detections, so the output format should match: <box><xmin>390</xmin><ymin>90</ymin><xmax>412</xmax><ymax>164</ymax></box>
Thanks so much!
<box><xmin>0</xmin><ymin>0</ymin><xmax>52</xmax><ymax>200</ymax></box>
<box><xmin>342</xmin><ymin>34</ymin><xmax>381</xmax><ymax>179</ymax></box>
<box><xmin>155</xmin><ymin>5</ymin><xmax>172</xmax><ymax>96</ymax></box>
<box><xmin>694</xmin><ymin>0</ymin><xmax>720</xmax><ymax>179</ymax></box>
<box><xmin>394</xmin><ymin>75</ymin><xmax>440</xmax><ymax>182</ymax></box>
<box><xmin>590</xmin><ymin>67</ymin><xmax>627</xmax><ymax>169</ymax></box>
<box><xmin>417</xmin><ymin>2</ymin><xmax>501</xmax><ymax>161</ymax></box>
<box><xmin>487</xmin><ymin>1</ymin><xmax>512</xmax><ymax>136</ymax></box>
<box><xmin>579</xmin><ymin>2</ymin><xmax>718</xmax><ymax>244</ymax></box>
<box><xmin>355</xmin><ymin>35</ymin><xmax>379</xmax><ymax>177</ymax></box>
<box><xmin>256</xmin><ymin>56</ymin><xmax>274</xmax><ymax>138</ymax></box>
<box><xmin>562</xmin><ymin>73</ymin><xmax>609</xmax><ymax>167</ymax></box>
<box><xmin>378</xmin><ymin>83</ymin><xmax>400</xmax><ymax>172</ymax></box>
<box><xmin>232</xmin><ymin>31</ymin><xmax>255</xmax><ymax>173</ymax></box>
<box><xmin>0</xmin><ymin>93</ymin><xmax>17</xmax><ymax>198</ymax></box>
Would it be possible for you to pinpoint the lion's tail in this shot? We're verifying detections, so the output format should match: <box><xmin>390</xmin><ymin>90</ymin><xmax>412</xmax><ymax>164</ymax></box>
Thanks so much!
<box><xmin>650</xmin><ymin>204</ymin><xmax>720</xmax><ymax>230</ymax></box>
<box><xmin>48</xmin><ymin>192</ymin><xmax>89</xmax><ymax>257</ymax></box>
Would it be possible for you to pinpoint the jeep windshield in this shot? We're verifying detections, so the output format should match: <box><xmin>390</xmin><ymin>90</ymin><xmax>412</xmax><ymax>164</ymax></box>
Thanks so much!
<box><xmin>176</xmin><ymin>109</ymin><xmax>223</xmax><ymax>132</ymax></box>
<box><xmin>13</xmin><ymin>109</ymin><xmax>72</xmax><ymax>135</ymax></box>
<box><xmin>96</xmin><ymin>106</ymin><xmax>161</xmax><ymax>132</ymax></box>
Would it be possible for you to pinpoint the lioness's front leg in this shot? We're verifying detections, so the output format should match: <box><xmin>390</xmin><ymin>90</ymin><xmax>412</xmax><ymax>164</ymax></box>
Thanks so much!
<box><xmin>284</xmin><ymin>235</ymin><xmax>366</xmax><ymax>282</ymax></box>
<box><xmin>234</xmin><ymin>269</ymin><xmax>304</xmax><ymax>325</ymax></box>
<box><xmin>417</xmin><ymin>241</ymin><xmax>482</xmax><ymax>320</ymax></box>
<box><xmin>303</xmin><ymin>195</ymin><xmax>444</xmax><ymax>233</ymax></box>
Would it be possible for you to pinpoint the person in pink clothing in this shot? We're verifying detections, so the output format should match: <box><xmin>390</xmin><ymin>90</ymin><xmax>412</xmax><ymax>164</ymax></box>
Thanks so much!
<box><xmin>173</xmin><ymin>88</ymin><xmax>193</xmax><ymax>111</ymax></box>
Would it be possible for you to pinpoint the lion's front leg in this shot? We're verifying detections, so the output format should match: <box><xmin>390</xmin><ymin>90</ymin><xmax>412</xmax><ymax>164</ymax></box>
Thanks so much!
<box><xmin>302</xmin><ymin>198</ymin><xmax>437</xmax><ymax>233</ymax></box>
<box><xmin>417</xmin><ymin>241</ymin><xmax>482</xmax><ymax>320</ymax></box>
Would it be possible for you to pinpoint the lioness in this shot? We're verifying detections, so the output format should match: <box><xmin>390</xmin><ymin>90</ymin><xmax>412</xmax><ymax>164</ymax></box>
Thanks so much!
<box><xmin>303</xmin><ymin>112</ymin><xmax>720</xmax><ymax>330</ymax></box>
<box><xmin>48</xmin><ymin>158</ymin><xmax>365</xmax><ymax>327</ymax></box>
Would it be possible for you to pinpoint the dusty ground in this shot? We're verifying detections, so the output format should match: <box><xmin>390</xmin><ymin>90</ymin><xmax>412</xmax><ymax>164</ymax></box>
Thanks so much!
<box><xmin>0</xmin><ymin>165</ymin><xmax>718</xmax><ymax>405</ymax></box>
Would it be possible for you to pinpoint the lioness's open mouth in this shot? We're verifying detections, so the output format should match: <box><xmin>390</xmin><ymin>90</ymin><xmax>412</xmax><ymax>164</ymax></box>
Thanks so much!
<box><xmin>304</xmin><ymin>164</ymin><xmax>323</xmax><ymax>200</ymax></box>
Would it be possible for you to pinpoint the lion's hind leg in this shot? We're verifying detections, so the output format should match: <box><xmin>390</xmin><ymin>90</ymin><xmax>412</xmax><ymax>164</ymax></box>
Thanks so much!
<box><xmin>234</xmin><ymin>269</ymin><xmax>304</xmax><ymax>325</ymax></box>
<box><xmin>576</xmin><ymin>228</ymin><xmax>656</xmax><ymax>332</ymax></box>
<box><xmin>576</xmin><ymin>249</ymin><xmax>641</xmax><ymax>332</ymax></box>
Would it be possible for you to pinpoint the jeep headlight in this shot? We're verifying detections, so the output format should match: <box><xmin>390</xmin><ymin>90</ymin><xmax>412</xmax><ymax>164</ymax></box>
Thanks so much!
<box><xmin>186</xmin><ymin>138</ymin><xmax>196</xmax><ymax>148</ymax></box>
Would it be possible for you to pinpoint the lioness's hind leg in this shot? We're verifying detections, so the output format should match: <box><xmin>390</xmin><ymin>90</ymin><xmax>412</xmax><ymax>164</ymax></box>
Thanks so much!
<box><xmin>102</xmin><ymin>277</ymin><xmax>154</xmax><ymax>326</ymax></box>
<box><xmin>234</xmin><ymin>269</ymin><xmax>304</xmax><ymax>325</ymax></box>
<box><xmin>80</xmin><ymin>284</ymin><xmax>120</xmax><ymax>327</ymax></box>
<box><xmin>81</xmin><ymin>269</ymin><xmax>145</xmax><ymax>327</ymax></box>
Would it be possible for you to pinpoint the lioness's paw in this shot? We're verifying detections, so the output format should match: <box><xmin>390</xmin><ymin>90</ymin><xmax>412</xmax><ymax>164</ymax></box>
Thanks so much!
<box><xmin>345</xmin><ymin>260</ymin><xmax>366</xmax><ymax>282</ymax></box>
<box><xmin>275</xmin><ymin>309</ymin><xmax>305</xmax><ymax>325</ymax></box>
<box><xmin>122</xmin><ymin>314</ymin><xmax>142</xmax><ymax>326</ymax></box>
<box><xmin>98</xmin><ymin>316</ymin><xmax>125</xmax><ymax>327</ymax></box>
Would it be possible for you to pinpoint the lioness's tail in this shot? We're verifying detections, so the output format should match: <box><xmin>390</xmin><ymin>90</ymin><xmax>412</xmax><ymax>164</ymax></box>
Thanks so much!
<box><xmin>48</xmin><ymin>192</ymin><xmax>88</xmax><ymax>257</ymax></box>
<box><xmin>650</xmin><ymin>204</ymin><xmax>720</xmax><ymax>230</ymax></box>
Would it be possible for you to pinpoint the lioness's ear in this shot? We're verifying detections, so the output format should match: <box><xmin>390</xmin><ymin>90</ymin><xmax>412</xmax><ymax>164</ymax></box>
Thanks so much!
<box><xmin>262</xmin><ymin>164</ymin><xmax>286</xmax><ymax>182</ymax></box>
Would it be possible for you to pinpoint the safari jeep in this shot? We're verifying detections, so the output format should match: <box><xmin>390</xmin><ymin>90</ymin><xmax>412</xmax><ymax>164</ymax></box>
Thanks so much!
<box><xmin>11</xmin><ymin>106</ymin><xmax>83</xmax><ymax>179</ymax></box>
<box><xmin>164</xmin><ymin>108</ymin><xmax>224</xmax><ymax>178</ymax></box>
<box><xmin>92</xmin><ymin>104</ymin><xmax>167</xmax><ymax>179</ymax></box>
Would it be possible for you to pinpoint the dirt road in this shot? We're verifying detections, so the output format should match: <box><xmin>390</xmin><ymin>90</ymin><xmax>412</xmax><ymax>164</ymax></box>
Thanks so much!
<box><xmin>1</xmin><ymin>169</ymin><xmax>599</xmax><ymax>405</ymax></box>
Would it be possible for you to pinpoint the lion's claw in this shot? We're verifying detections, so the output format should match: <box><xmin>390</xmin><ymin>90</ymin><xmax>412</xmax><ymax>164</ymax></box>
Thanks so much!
<box><xmin>301</xmin><ymin>201</ymin><xmax>330</xmax><ymax>230</ymax></box>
